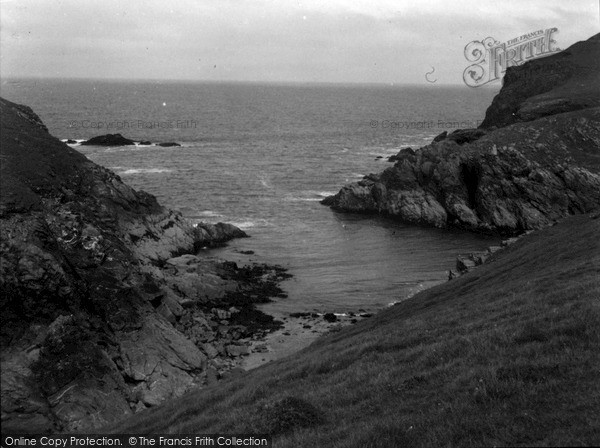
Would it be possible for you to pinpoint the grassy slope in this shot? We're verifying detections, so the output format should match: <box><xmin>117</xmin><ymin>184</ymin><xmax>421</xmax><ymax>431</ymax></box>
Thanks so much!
<box><xmin>112</xmin><ymin>214</ymin><xmax>600</xmax><ymax>447</ymax></box>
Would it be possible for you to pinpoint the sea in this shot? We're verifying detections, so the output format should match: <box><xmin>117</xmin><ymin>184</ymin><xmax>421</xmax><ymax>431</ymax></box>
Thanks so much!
<box><xmin>1</xmin><ymin>78</ymin><xmax>500</xmax><ymax>314</ymax></box>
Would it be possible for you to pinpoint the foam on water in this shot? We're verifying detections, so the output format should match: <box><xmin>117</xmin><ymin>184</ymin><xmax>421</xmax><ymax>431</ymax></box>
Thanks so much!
<box><xmin>101</xmin><ymin>146</ymin><xmax>151</xmax><ymax>153</ymax></box>
<box><xmin>3</xmin><ymin>80</ymin><xmax>500</xmax><ymax>314</ymax></box>
<box><xmin>284</xmin><ymin>190</ymin><xmax>337</xmax><ymax>202</ymax></box>
<box><xmin>197</xmin><ymin>210</ymin><xmax>223</xmax><ymax>218</ymax></box>
<box><xmin>259</xmin><ymin>176</ymin><xmax>272</xmax><ymax>189</ymax></box>
<box><xmin>227</xmin><ymin>218</ymin><xmax>274</xmax><ymax>230</ymax></box>
<box><xmin>61</xmin><ymin>139</ymin><xmax>85</xmax><ymax>146</ymax></box>
<box><xmin>120</xmin><ymin>168</ymin><xmax>173</xmax><ymax>174</ymax></box>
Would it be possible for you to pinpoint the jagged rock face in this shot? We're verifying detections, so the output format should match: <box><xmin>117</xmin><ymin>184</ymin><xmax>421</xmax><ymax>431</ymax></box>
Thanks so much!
<box><xmin>479</xmin><ymin>33</ymin><xmax>600</xmax><ymax>129</ymax></box>
<box><xmin>0</xmin><ymin>97</ymin><xmax>248</xmax><ymax>432</ymax></box>
<box><xmin>324</xmin><ymin>35</ymin><xmax>600</xmax><ymax>234</ymax></box>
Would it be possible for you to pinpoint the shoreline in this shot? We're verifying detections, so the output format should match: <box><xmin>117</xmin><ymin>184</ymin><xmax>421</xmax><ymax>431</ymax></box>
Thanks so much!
<box><xmin>235</xmin><ymin>228</ymin><xmax>524</xmax><ymax>371</ymax></box>
<box><xmin>242</xmin><ymin>310</ymin><xmax>371</xmax><ymax>370</ymax></box>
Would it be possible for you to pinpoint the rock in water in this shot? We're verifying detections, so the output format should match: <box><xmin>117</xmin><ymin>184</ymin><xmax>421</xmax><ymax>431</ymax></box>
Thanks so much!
<box><xmin>81</xmin><ymin>133</ymin><xmax>135</xmax><ymax>146</ymax></box>
<box><xmin>323</xmin><ymin>33</ymin><xmax>600</xmax><ymax>235</ymax></box>
<box><xmin>323</xmin><ymin>313</ymin><xmax>337</xmax><ymax>323</ymax></box>
<box><xmin>0</xmin><ymin>97</ymin><xmax>248</xmax><ymax>432</ymax></box>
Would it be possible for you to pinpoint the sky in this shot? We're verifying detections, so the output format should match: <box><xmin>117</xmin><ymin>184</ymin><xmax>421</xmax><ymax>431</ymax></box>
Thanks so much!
<box><xmin>0</xmin><ymin>0</ymin><xmax>598</xmax><ymax>85</ymax></box>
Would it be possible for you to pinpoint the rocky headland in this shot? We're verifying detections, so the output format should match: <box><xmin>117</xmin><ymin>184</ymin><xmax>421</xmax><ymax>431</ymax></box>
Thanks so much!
<box><xmin>0</xmin><ymin>97</ymin><xmax>289</xmax><ymax>432</ymax></box>
<box><xmin>323</xmin><ymin>34</ymin><xmax>600</xmax><ymax>234</ymax></box>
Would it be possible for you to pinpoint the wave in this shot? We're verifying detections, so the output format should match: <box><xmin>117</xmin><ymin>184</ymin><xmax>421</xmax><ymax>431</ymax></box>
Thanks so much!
<box><xmin>228</xmin><ymin>218</ymin><xmax>273</xmax><ymax>230</ymax></box>
<box><xmin>229</xmin><ymin>221</ymin><xmax>257</xmax><ymax>229</ymax></box>
<box><xmin>259</xmin><ymin>174</ymin><xmax>272</xmax><ymax>189</ymax></box>
<box><xmin>196</xmin><ymin>210</ymin><xmax>223</xmax><ymax>218</ymax></box>
<box><xmin>119</xmin><ymin>168</ymin><xmax>173</xmax><ymax>174</ymax></box>
<box><xmin>189</xmin><ymin>216</ymin><xmax>271</xmax><ymax>230</ymax></box>
<box><xmin>62</xmin><ymin>139</ymin><xmax>85</xmax><ymax>146</ymax></box>
<box><xmin>285</xmin><ymin>190</ymin><xmax>336</xmax><ymax>202</ymax></box>
<box><xmin>102</xmin><ymin>146</ymin><xmax>155</xmax><ymax>153</ymax></box>
<box><xmin>62</xmin><ymin>139</ymin><xmax>190</xmax><ymax>149</ymax></box>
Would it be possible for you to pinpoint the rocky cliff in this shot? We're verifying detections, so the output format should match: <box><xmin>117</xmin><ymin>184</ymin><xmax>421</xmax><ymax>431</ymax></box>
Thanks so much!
<box><xmin>0</xmin><ymin>97</ymin><xmax>282</xmax><ymax>433</ymax></box>
<box><xmin>479</xmin><ymin>33</ymin><xmax>600</xmax><ymax>129</ymax></box>
<box><xmin>323</xmin><ymin>34</ymin><xmax>600</xmax><ymax>234</ymax></box>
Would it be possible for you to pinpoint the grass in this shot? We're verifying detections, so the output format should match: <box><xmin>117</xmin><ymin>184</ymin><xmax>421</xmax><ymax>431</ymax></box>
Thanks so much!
<box><xmin>109</xmin><ymin>214</ymin><xmax>600</xmax><ymax>447</ymax></box>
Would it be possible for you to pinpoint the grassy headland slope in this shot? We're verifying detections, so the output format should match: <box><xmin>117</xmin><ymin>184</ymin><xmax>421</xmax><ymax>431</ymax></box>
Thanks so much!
<box><xmin>112</xmin><ymin>212</ymin><xmax>600</xmax><ymax>446</ymax></box>
<box><xmin>479</xmin><ymin>32</ymin><xmax>600</xmax><ymax>129</ymax></box>
<box><xmin>323</xmin><ymin>34</ymin><xmax>600</xmax><ymax>235</ymax></box>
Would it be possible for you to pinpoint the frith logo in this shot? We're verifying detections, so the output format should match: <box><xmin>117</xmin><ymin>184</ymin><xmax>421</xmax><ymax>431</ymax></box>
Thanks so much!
<box><xmin>463</xmin><ymin>28</ymin><xmax>560</xmax><ymax>87</ymax></box>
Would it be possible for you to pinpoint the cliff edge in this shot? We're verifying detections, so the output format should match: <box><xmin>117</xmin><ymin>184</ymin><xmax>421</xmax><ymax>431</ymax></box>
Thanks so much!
<box><xmin>323</xmin><ymin>34</ymin><xmax>600</xmax><ymax>234</ymax></box>
<box><xmin>0</xmin><ymin>97</ymin><xmax>279</xmax><ymax>432</ymax></box>
<box><xmin>479</xmin><ymin>33</ymin><xmax>600</xmax><ymax>129</ymax></box>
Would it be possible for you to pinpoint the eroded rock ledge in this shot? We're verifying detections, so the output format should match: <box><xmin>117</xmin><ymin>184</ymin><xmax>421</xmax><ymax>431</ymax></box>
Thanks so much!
<box><xmin>0</xmin><ymin>97</ymin><xmax>282</xmax><ymax>433</ymax></box>
<box><xmin>323</xmin><ymin>34</ymin><xmax>600</xmax><ymax>235</ymax></box>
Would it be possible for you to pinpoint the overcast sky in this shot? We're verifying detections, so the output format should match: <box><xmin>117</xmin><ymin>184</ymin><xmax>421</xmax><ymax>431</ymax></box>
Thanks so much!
<box><xmin>1</xmin><ymin>0</ymin><xmax>598</xmax><ymax>85</ymax></box>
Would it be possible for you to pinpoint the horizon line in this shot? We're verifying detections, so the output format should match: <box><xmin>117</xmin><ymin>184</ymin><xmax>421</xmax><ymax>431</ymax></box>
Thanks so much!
<box><xmin>0</xmin><ymin>75</ymin><xmax>500</xmax><ymax>89</ymax></box>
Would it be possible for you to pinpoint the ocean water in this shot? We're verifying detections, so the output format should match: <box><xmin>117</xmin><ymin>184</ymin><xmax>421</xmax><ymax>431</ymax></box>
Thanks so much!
<box><xmin>1</xmin><ymin>79</ymin><xmax>500</xmax><ymax>313</ymax></box>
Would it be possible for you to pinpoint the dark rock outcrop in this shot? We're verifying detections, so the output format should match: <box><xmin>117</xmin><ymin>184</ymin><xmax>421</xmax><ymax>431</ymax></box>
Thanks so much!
<box><xmin>323</xmin><ymin>34</ymin><xmax>600</xmax><ymax>235</ymax></box>
<box><xmin>388</xmin><ymin>147</ymin><xmax>415</xmax><ymax>162</ymax></box>
<box><xmin>158</xmin><ymin>142</ymin><xmax>181</xmax><ymax>147</ymax></box>
<box><xmin>0</xmin><ymin>97</ymin><xmax>274</xmax><ymax>433</ymax></box>
<box><xmin>81</xmin><ymin>133</ymin><xmax>135</xmax><ymax>146</ymax></box>
<box><xmin>479</xmin><ymin>33</ymin><xmax>600</xmax><ymax>129</ymax></box>
<box><xmin>429</xmin><ymin>129</ymin><xmax>487</xmax><ymax>146</ymax></box>
<box><xmin>445</xmin><ymin>128</ymin><xmax>487</xmax><ymax>145</ymax></box>
<box><xmin>432</xmin><ymin>131</ymin><xmax>447</xmax><ymax>142</ymax></box>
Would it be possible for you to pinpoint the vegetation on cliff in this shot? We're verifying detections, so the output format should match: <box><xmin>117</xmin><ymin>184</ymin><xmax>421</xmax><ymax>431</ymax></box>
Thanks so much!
<box><xmin>0</xmin><ymin>97</ymin><xmax>283</xmax><ymax>432</ymax></box>
<box><xmin>2</xmin><ymin>33</ymin><xmax>599</xmax><ymax>445</ymax></box>
<box><xmin>108</xmin><ymin>34</ymin><xmax>600</xmax><ymax>446</ymax></box>
<box><xmin>323</xmin><ymin>34</ymin><xmax>600</xmax><ymax>235</ymax></box>
<box><xmin>111</xmin><ymin>213</ymin><xmax>600</xmax><ymax>446</ymax></box>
